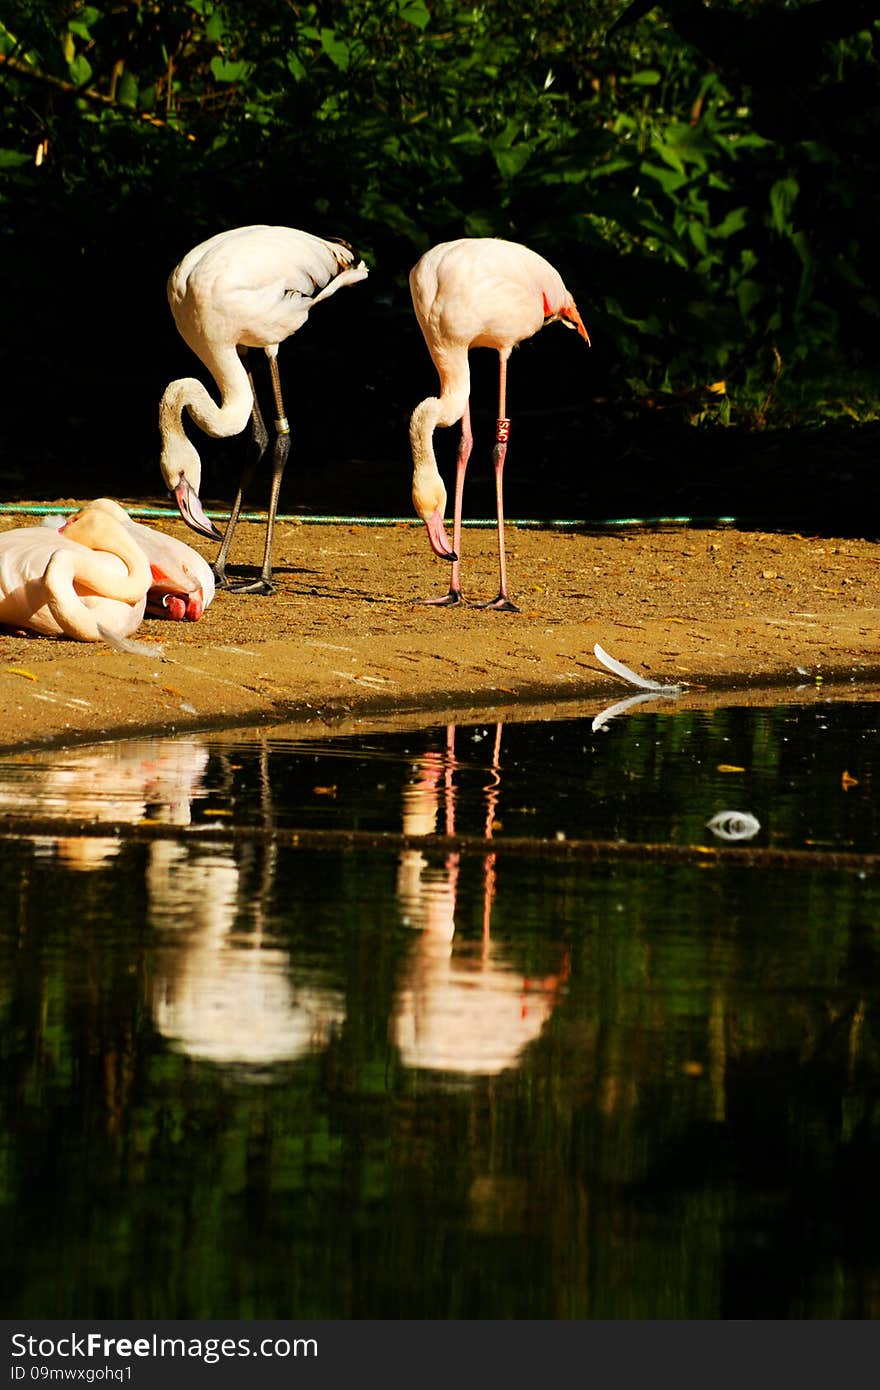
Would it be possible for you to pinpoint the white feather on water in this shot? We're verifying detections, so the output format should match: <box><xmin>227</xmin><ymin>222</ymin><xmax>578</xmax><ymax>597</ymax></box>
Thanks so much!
<box><xmin>593</xmin><ymin>643</ymin><xmax>683</xmax><ymax>694</ymax></box>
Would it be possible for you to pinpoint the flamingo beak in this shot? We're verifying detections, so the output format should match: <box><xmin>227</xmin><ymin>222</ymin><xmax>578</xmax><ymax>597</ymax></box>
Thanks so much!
<box><xmin>146</xmin><ymin>563</ymin><xmax>206</xmax><ymax>622</ymax></box>
<box><xmin>567</xmin><ymin>302</ymin><xmax>590</xmax><ymax>344</ymax></box>
<box><xmin>172</xmin><ymin>480</ymin><xmax>223</xmax><ymax>541</ymax></box>
<box><xmin>424</xmin><ymin>508</ymin><xmax>457</xmax><ymax>562</ymax></box>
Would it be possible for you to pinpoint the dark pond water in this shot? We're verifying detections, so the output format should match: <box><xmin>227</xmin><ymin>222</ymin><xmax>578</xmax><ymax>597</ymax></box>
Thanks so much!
<box><xmin>1</xmin><ymin>697</ymin><xmax>880</xmax><ymax>1320</ymax></box>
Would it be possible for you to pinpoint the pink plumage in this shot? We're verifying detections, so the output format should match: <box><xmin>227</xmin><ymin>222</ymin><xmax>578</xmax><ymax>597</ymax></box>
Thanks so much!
<box><xmin>409</xmin><ymin>237</ymin><xmax>589</xmax><ymax>611</ymax></box>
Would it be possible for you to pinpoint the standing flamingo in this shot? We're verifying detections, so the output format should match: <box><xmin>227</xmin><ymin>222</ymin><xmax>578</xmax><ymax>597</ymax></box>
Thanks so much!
<box><xmin>159</xmin><ymin>224</ymin><xmax>369</xmax><ymax>593</ymax></box>
<box><xmin>409</xmin><ymin>237</ymin><xmax>589</xmax><ymax>611</ymax></box>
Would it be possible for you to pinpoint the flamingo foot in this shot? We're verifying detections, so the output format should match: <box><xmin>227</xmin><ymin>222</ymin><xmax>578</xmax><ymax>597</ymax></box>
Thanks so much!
<box><xmin>476</xmin><ymin>594</ymin><xmax>520</xmax><ymax>613</ymax></box>
<box><xmin>418</xmin><ymin>588</ymin><xmax>464</xmax><ymax>607</ymax></box>
<box><xmin>225</xmin><ymin>576</ymin><xmax>276</xmax><ymax>595</ymax></box>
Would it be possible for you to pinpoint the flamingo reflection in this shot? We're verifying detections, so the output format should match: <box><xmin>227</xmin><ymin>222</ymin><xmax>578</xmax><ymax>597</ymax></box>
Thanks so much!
<box><xmin>2</xmin><ymin>737</ymin><xmax>211</xmax><ymax>870</ymax></box>
<box><xmin>394</xmin><ymin>724</ymin><xmax>567</xmax><ymax>1077</ymax></box>
<box><xmin>150</xmin><ymin>743</ymin><xmax>345</xmax><ymax>1071</ymax></box>
<box><xmin>150</xmin><ymin>842</ymin><xmax>345</xmax><ymax>1070</ymax></box>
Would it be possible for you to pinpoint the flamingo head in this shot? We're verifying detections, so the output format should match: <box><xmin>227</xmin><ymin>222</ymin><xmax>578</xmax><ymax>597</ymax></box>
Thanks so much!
<box><xmin>145</xmin><ymin>562</ymin><xmax>208</xmax><ymax>622</ymax></box>
<box><xmin>412</xmin><ymin>472</ymin><xmax>456</xmax><ymax>562</ymax></box>
<box><xmin>160</xmin><ymin>433</ymin><xmax>223</xmax><ymax>542</ymax></box>
<box><xmin>171</xmin><ymin>478</ymin><xmax>223</xmax><ymax>543</ymax></box>
<box><xmin>542</xmin><ymin>291</ymin><xmax>590</xmax><ymax>344</ymax></box>
<box><xmin>561</xmin><ymin>298</ymin><xmax>590</xmax><ymax>344</ymax></box>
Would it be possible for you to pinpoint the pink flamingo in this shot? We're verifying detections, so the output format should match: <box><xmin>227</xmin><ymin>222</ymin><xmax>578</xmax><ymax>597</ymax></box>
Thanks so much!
<box><xmin>78</xmin><ymin>499</ymin><xmax>216</xmax><ymax>621</ymax></box>
<box><xmin>158</xmin><ymin>225</ymin><xmax>368</xmax><ymax>594</ymax></box>
<box><xmin>409</xmin><ymin>237</ymin><xmax>589</xmax><ymax>611</ymax></box>
<box><xmin>0</xmin><ymin>504</ymin><xmax>153</xmax><ymax>641</ymax></box>
<box><xmin>41</xmin><ymin>499</ymin><xmax>216</xmax><ymax>621</ymax></box>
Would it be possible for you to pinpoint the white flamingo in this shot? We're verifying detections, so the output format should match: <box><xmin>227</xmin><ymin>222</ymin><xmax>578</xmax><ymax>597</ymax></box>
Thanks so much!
<box><xmin>409</xmin><ymin>237</ymin><xmax>589</xmax><ymax>610</ymax></box>
<box><xmin>0</xmin><ymin>504</ymin><xmax>153</xmax><ymax>641</ymax></box>
<box><xmin>159</xmin><ymin>224</ymin><xmax>369</xmax><ymax>593</ymax></box>
<box><xmin>73</xmin><ymin>498</ymin><xmax>215</xmax><ymax>621</ymax></box>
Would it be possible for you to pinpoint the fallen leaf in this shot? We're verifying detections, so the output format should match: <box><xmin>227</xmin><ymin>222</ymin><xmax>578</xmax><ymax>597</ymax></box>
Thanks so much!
<box><xmin>6</xmin><ymin>667</ymin><xmax>37</xmax><ymax>681</ymax></box>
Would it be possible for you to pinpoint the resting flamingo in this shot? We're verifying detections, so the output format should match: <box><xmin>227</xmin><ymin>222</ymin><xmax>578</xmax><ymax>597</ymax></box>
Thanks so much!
<box><xmin>0</xmin><ymin>504</ymin><xmax>153</xmax><ymax>641</ymax></box>
<box><xmin>76</xmin><ymin>499</ymin><xmax>215</xmax><ymax>621</ymax></box>
<box><xmin>409</xmin><ymin>237</ymin><xmax>589</xmax><ymax>611</ymax></box>
<box><xmin>159</xmin><ymin>224</ymin><xmax>369</xmax><ymax>594</ymax></box>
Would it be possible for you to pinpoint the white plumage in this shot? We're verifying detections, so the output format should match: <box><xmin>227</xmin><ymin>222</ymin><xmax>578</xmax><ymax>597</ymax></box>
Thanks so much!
<box><xmin>159</xmin><ymin>224</ymin><xmax>369</xmax><ymax>593</ymax></box>
<box><xmin>0</xmin><ymin>503</ymin><xmax>152</xmax><ymax>641</ymax></box>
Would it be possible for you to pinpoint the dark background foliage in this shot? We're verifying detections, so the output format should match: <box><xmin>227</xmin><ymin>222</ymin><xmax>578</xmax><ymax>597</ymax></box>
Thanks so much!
<box><xmin>1</xmin><ymin>0</ymin><xmax>878</xmax><ymax>529</ymax></box>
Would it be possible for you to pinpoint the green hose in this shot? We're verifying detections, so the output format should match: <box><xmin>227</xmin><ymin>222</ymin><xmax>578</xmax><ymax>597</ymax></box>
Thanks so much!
<box><xmin>0</xmin><ymin>504</ymin><xmax>738</xmax><ymax>528</ymax></box>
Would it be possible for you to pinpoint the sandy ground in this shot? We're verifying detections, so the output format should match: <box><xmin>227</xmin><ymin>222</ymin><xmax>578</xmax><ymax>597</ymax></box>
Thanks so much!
<box><xmin>1</xmin><ymin>506</ymin><xmax>879</xmax><ymax>753</ymax></box>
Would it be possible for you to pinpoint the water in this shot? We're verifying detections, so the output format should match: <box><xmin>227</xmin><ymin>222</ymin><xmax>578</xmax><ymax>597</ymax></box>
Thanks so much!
<box><xmin>1</xmin><ymin>698</ymin><xmax>879</xmax><ymax>1319</ymax></box>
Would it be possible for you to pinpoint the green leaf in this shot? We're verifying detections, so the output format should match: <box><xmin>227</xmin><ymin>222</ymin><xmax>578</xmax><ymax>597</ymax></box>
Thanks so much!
<box><xmin>769</xmin><ymin>176</ymin><xmax>798</xmax><ymax>235</ymax></box>
<box><xmin>398</xmin><ymin>0</ymin><xmax>431</xmax><ymax>30</ymax></box>
<box><xmin>117</xmin><ymin>70</ymin><xmax>138</xmax><ymax>108</ymax></box>
<box><xmin>0</xmin><ymin>149</ymin><xmax>30</xmax><ymax>169</ymax></box>
<box><xmin>712</xmin><ymin>207</ymin><xmax>748</xmax><ymax>239</ymax></box>
<box><xmin>465</xmin><ymin>210</ymin><xmax>497</xmax><ymax>237</ymax></box>
<box><xmin>737</xmin><ymin>279</ymin><xmax>763</xmax><ymax>319</ymax></box>
<box><xmin>625</xmin><ymin>69</ymin><xmax>662</xmax><ymax>85</ymax></box>
<box><xmin>491</xmin><ymin>142</ymin><xmax>534</xmax><ymax>178</ymax></box>
<box><xmin>209</xmin><ymin>57</ymin><xmax>251</xmax><ymax>81</ymax></box>
<box><xmin>320</xmin><ymin>28</ymin><xmax>350</xmax><ymax>70</ymax></box>
<box><xmin>687</xmin><ymin>220</ymin><xmax>708</xmax><ymax>255</ymax></box>
<box><xmin>205</xmin><ymin>10</ymin><xmax>227</xmax><ymax>41</ymax></box>
<box><xmin>67</xmin><ymin>8</ymin><xmax>101</xmax><ymax>41</ymax></box>
<box><xmin>640</xmin><ymin>161</ymin><xmax>688</xmax><ymax>194</ymax></box>
<box><xmin>67</xmin><ymin>53</ymin><xmax>93</xmax><ymax>86</ymax></box>
<box><xmin>653</xmin><ymin>142</ymin><xmax>686</xmax><ymax>175</ymax></box>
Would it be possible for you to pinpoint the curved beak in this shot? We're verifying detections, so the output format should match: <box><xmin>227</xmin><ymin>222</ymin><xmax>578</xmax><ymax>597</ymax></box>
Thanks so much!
<box><xmin>172</xmin><ymin>480</ymin><xmax>223</xmax><ymax>541</ymax></box>
<box><xmin>565</xmin><ymin>301</ymin><xmax>590</xmax><ymax>344</ymax></box>
<box><xmin>424</xmin><ymin>508</ymin><xmax>457</xmax><ymax>562</ymax></box>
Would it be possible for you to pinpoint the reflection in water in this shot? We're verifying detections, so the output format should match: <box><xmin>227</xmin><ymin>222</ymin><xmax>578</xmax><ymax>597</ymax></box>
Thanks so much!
<box><xmin>0</xmin><ymin>735</ymin><xmax>346</xmax><ymax>1070</ymax></box>
<box><xmin>1</xmin><ymin>702</ymin><xmax>880</xmax><ymax>1318</ymax></box>
<box><xmin>395</xmin><ymin>725</ymin><xmax>566</xmax><ymax>1077</ymax></box>
<box><xmin>150</xmin><ymin>841</ymin><xmax>345</xmax><ymax>1069</ymax></box>
<box><xmin>16</xmin><ymin>738</ymin><xmax>210</xmax><ymax>870</ymax></box>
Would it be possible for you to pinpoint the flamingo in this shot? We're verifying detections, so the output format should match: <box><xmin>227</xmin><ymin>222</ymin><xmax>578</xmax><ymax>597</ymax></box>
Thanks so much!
<box><xmin>0</xmin><ymin>504</ymin><xmax>153</xmax><ymax>641</ymax></box>
<box><xmin>409</xmin><ymin>237</ymin><xmax>589</xmax><ymax>611</ymax></box>
<box><xmin>158</xmin><ymin>224</ymin><xmax>369</xmax><ymax>594</ymax></box>
<box><xmin>74</xmin><ymin>498</ymin><xmax>216</xmax><ymax>621</ymax></box>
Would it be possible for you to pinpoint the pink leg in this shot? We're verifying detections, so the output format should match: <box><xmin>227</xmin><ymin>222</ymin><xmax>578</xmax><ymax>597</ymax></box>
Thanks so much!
<box><xmin>477</xmin><ymin>354</ymin><xmax>519</xmax><ymax>612</ymax></box>
<box><xmin>420</xmin><ymin>403</ymin><xmax>472</xmax><ymax>607</ymax></box>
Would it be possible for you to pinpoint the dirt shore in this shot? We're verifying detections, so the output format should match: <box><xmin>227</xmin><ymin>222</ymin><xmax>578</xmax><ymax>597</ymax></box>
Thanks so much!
<box><xmin>1</xmin><ymin>506</ymin><xmax>879</xmax><ymax>753</ymax></box>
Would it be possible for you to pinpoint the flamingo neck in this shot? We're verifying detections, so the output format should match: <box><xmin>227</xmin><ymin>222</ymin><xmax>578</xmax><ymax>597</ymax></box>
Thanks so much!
<box><xmin>409</xmin><ymin>350</ymin><xmax>471</xmax><ymax>517</ymax></box>
<box><xmin>60</xmin><ymin>518</ymin><xmax>153</xmax><ymax>604</ymax></box>
<box><xmin>43</xmin><ymin>547</ymin><xmax>149</xmax><ymax>641</ymax></box>
<box><xmin>159</xmin><ymin>346</ymin><xmax>254</xmax><ymax>489</ymax></box>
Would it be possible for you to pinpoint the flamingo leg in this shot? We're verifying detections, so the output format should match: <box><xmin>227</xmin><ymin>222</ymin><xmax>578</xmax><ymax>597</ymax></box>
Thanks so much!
<box><xmin>420</xmin><ymin>403</ymin><xmax>472</xmax><ymax>607</ymax></box>
<box><xmin>477</xmin><ymin>353</ymin><xmax>519</xmax><ymax>612</ymax></box>
<box><xmin>213</xmin><ymin>350</ymin><xmax>268</xmax><ymax>588</ymax></box>
<box><xmin>221</xmin><ymin>350</ymin><xmax>291</xmax><ymax>595</ymax></box>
